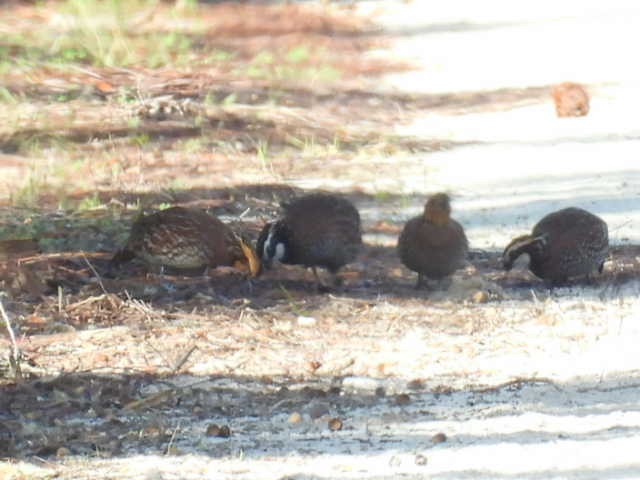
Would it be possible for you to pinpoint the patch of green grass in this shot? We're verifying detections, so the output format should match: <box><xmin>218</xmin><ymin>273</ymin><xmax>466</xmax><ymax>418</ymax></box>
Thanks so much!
<box><xmin>10</xmin><ymin>176</ymin><xmax>46</xmax><ymax>209</ymax></box>
<box><xmin>286</xmin><ymin>134</ymin><xmax>346</xmax><ymax>158</ymax></box>
<box><xmin>77</xmin><ymin>193</ymin><xmax>103</xmax><ymax>211</ymax></box>
<box><xmin>374</xmin><ymin>191</ymin><xmax>392</xmax><ymax>202</ymax></box>
<box><xmin>182</xmin><ymin>137</ymin><xmax>207</xmax><ymax>153</ymax></box>
<box><xmin>0</xmin><ymin>87</ymin><xmax>18</xmax><ymax>104</ymax></box>
<box><xmin>243</xmin><ymin>46</ymin><xmax>341</xmax><ymax>83</ymax></box>
<box><xmin>145</xmin><ymin>32</ymin><xmax>194</xmax><ymax>68</ymax></box>
<box><xmin>201</xmin><ymin>49</ymin><xmax>235</xmax><ymax>65</ymax></box>
<box><xmin>222</xmin><ymin>93</ymin><xmax>237</xmax><ymax>106</ymax></box>
<box><xmin>256</xmin><ymin>140</ymin><xmax>277</xmax><ymax>177</ymax></box>
<box><xmin>0</xmin><ymin>0</ymin><xmax>199</xmax><ymax>69</ymax></box>
<box><xmin>286</xmin><ymin>46</ymin><xmax>310</xmax><ymax>64</ymax></box>
<box><xmin>168</xmin><ymin>178</ymin><xmax>187</xmax><ymax>190</ymax></box>
<box><xmin>130</xmin><ymin>133</ymin><xmax>151</xmax><ymax>147</ymax></box>
<box><xmin>172</xmin><ymin>0</ymin><xmax>199</xmax><ymax>15</ymax></box>
<box><xmin>202</xmin><ymin>91</ymin><xmax>238</xmax><ymax>107</ymax></box>
<box><xmin>127</xmin><ymin>117</ymin><xmax>142</xmax><ymax>129</ymax></box>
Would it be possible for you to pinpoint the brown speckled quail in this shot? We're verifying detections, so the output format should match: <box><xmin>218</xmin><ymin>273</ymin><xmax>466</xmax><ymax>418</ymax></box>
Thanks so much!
<box><xmin>256</xmin><ymin>193</ymin><xmax>362</xmax><ymax>289</ymax></box>
<box><xmin>502</xmin><ymin>207</ymin><xmax>608</xmax><ymax>284</ymax></box>
<box><xmin>552</xmin><ymin>82</ymin><xmax>589</xmax><ymax>117</ymax></box>
<box><xmin>397</xmin><ymin>193</ymin><xmax>469</xmax><ymax>288</ymax></box>
<box><xmin>112</xmin><ymin>207</ymin><xmax>260</xmax><ymax>277</ymax></box>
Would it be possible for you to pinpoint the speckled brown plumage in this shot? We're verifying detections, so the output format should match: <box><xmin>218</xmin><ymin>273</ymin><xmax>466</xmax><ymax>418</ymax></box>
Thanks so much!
<box><xmin>397</xmin><ymin>193</ymin><xmax>469</xmax><ymax>288</ymax></box>
<box><xmin>256</xmin><ymin>193</ymin><xmax>362</xmax><ymax>288</ymax></box>
<box><xmin>502</xmin><ymin>207</ymin><xmax>608</xmax><ymax>284</ymax></box>
<box><xmin>112</xmin><ymin>207</ymin><xmax>260</xmax><ymax>276</ymax></box>
<box><xmin>552</xmin><ymin>82</ymin><xmax>589</xmax><ymax>117</ymax></box>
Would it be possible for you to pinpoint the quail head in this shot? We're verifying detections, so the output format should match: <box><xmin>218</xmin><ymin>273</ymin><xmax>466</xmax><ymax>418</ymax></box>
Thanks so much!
<box><xmin>256</xmin><ymin>193</ymin><xmax>362</xmax><ymax>290</ymax></box>
<box><xmin>552</xmin><ymin>82</ymin><xmax>589</xmax><ymax>117</ymax></box>
<box><xmin>112</xmin><ymin>206</ymin><xmax>261</xmax><ymax>277</ymax></box>
<box><xmin>502</xmin><ymin>207</ymin><xmax>608</xmax><ymax>284</ymax></box>
<box><xmin>397</xmin><ymin>192</ymin><xmax>469</xmax><ymax>289</ymax></box>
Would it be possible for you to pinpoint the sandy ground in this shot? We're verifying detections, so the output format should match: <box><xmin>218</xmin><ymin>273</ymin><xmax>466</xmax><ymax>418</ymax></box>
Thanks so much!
<box><xmin>4</xmin><ymin>1</ymin><xmax>640</xmax><ymax>479</ymax></box>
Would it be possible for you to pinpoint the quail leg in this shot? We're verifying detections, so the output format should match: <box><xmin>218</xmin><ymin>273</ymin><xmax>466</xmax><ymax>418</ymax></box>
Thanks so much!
<box><xmin>244</xmin><ymin>275</ymin><xmax>254</xmax><ymax>295</ymax></box>
<box><xmin>312</xmin><ymin>267</ymin><xmax>331</xmax><ymax>293</ymax></box>
<box><xmin>415</xmin><ymin>273</ymin><xmax>427</xmax><ymax>289</ymax></box>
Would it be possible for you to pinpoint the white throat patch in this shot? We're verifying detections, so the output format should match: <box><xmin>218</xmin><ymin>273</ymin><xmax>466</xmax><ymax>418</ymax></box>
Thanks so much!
<box><xmin>274</xmin><ymin>242</ymin><xmax>285</xmax><ymax>262</ymax></box>
<box><xmin>512</xmin><ymin>252</ymin><xmax>531</xmax><ymax>269</ymax></box>
<box><xmin>263</xmin><ymin>230</ymin><xmax>275</xmax><ymax>260</ymax></box>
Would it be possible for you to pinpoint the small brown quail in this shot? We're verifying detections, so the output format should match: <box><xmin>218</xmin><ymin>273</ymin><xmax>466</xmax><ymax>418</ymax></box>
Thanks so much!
<box><xmin>552</xmin><ymin>82</ymin><xmax>589</xmax><ymax>117</ymax></box>
<box><xmin>397</xmin><ymin>193</ymin><xmax>469</xmax><ymax>288</ymax></box>
<box><xmin>502</xmin><ymin>207</ymin><xmax>608</xmax><ymax>284</ymax></box>
<box><xmin>256</xmin><ymin>193</ymin><xmax>362</xmax><ymax>289</ymax></box>
<box><xmin>112</xmin><ymin>207</ymin><xmax>260</xmax><ymax>276</ymax></box>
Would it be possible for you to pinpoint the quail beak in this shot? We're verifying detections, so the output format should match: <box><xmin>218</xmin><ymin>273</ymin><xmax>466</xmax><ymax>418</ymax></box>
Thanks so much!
<box><xmin>239</xmin><ymin>238</ymin><xmax>262</xmax><ymax>278</ymax></box>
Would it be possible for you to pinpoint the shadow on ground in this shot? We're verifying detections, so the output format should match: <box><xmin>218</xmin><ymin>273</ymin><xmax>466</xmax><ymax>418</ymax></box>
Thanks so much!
<box><xmin>2</xmin><ymin>367</ymin><xmax>640</xmax><ymax>473</ymax></box>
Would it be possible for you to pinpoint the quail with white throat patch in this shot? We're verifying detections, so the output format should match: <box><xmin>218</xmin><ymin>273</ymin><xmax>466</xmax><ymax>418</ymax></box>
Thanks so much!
<box><xmin>256</xmin><ymin>193</ymin><xmax>362</xmax><ymax>290</ymax></box>
<box><xmin>112</xmin><ymin>207</ymin><xmax>261</xmax><ymax>277</ymax></box>
<box><xmin>397</xmin><ymin>193</ymin><xmax>468</xmax><ymax>289</ymax></box>
<box><xmin>502</xmin><ymin>207</ymin><xmax>608</xmax><ymax>285</ymax></box>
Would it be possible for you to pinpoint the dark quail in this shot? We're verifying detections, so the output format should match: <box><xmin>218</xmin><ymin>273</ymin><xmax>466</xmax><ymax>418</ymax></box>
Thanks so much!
<box><xmin>502</xmin><ymin>207</ymin><xmax>608</xmax><ymax>284</ymax></box>
<box><xmin>256</xmin><ymin>193</ymin><xmax>362</xmax><ymax>289</ymax></box>
<box><xmin>552</xmin><ymin>82</ymin><xmax>589</xmax><ymax>117</ymax></box>
<box><xmin>397</xmin><ymin>193</ymin><xmax>469</xmax><ymax>288</ymax></box>
<box><xmin>112</xmin><ymin>207</ymin><xmax>261</xmax><ymax>276</ymax></box>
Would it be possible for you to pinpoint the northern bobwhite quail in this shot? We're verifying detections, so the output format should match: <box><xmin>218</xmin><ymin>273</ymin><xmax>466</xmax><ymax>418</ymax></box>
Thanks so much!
<box><xmin>397</xmin><ymin>193</ymin><xmax>469</xmax><ymax>288</ymax></box>
<box><xmin>256</xmin><ymin>193</ymin><xmax>362</xmax><ymax>289</ymax></box>
<box><xmin>112</xmin><ymin>207</ymin><xmax>261</xmax><ymax>277</ymax></box>
<box><xmin>502</xmin><ymin>207</ymin><xmax>608</xmax><ymax>284</ymax></box>
<box><xmin>552</xmin><ymin>82</ymin><xmax>589</xmax><ymax>117</ymax></box>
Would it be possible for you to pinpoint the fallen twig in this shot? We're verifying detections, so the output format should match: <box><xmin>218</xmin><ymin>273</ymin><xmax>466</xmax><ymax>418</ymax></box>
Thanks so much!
<box><xmin>82</xmin><ymin>253</ymin><xmax>108</xmax><ymax>295</ymax></box>
<box><xmin>173</xmin><ymin>345</ymin><xmax>198</xmax><ymax>374</ymax></box>
<box><xmin>0</xmin><ymin>297</ymin><xmax>22</xmax><ymax>381</ymax></box>
<box><xmin>165</xmin><ymin>420</ymin><xmax>182</xmax><ymax>456</ymax></box>
<box><xmin>473</xmin><ymin>377</ymin><xmax>562</xmax><ymax>394</ymax></box>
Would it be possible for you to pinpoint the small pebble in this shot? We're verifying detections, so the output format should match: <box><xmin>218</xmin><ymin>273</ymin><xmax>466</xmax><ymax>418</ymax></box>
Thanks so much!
<box><xmin>206</xmin><ymin>424</ymin><xmax>231</xmax><ymax>438</ymax></box>
<box><xmin>308</xmin><ymin>360</ymin><xmax>322</xmax><ymax>372</ymax></box>
<box><xmin>415</xmin><ymin>454</ymin><xmax>428</xmax><ymax>466</ymax></box>
<box><xmin>328</xmin><ymin>418</ymin><xmax>343</xmax><ymax>431</ymax></box>
<box><xmin>407</xmin><ymin>379</ymin><xmax>424</xmax><ymax>391</ymax></box>
<box><xmin>288</xmin><ymin>412</ymin><xmax>302</xmax><ymax>424</ymax></box>
<box><xmin>142</xmin><ymin>425</ymin><xmax>162</xmax><ymax>437</ymax></box>
<box><xmin>56</xmin><ymin>447</ymin><xmax>71</xmax><ymax>457</ymax></box>
<box><xmin>431</xmin><ymin>432</ymin><xmax>447</xmax><ymax>444</ymax></box>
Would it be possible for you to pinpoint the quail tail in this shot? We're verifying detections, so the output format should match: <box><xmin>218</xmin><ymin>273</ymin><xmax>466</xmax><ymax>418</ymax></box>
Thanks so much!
<box><xmin>110</xmin><ymin>248</ymin><xmax>135</xmax><ymax>267</ymax></box>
